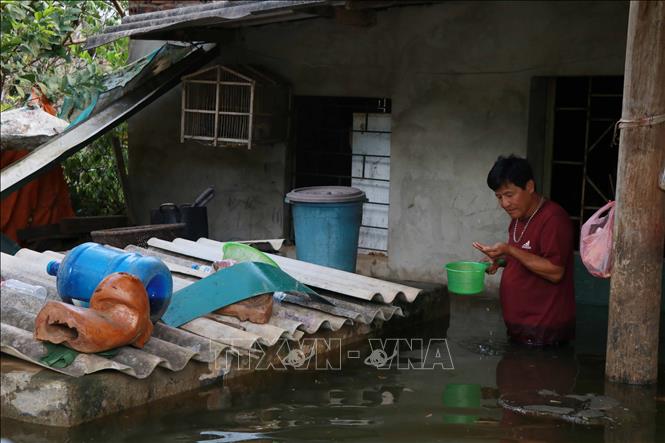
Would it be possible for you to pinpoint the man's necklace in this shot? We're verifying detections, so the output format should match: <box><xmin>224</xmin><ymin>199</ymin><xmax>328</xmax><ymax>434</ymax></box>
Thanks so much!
<box><xmin>513</xmin><ymin>196</ymin><xmax>545</xmax><ymax>243</ymax></box>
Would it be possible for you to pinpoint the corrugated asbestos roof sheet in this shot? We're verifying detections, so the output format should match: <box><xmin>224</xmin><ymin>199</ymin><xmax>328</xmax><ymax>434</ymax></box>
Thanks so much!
<box><xmin>1</xmin><ymin>238</ymin><xmax>418</xmax><ymax>379</ymax></box>
<box><xmin>149</xmin><ymin>237</ymin><xmax>422</xmax><ymax>303</ymax></box>
<box><xmin>84</xmin><ymin>0</ymin><xmax>336</xmax><ymax>49</ymax></box>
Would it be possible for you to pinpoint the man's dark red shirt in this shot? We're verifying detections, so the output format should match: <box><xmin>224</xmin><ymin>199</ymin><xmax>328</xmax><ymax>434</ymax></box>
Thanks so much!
<box><xmin>500</xmin><ymin>199</ymin><xmax>576</xmax><ymax>345</ymax></box>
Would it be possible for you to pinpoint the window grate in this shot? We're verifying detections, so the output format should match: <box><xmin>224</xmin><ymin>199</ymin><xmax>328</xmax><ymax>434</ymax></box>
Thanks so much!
<box><xmin>547</xmin><ymin>76</ymin><xmax>622</xmax><ymax>248</ymax></box>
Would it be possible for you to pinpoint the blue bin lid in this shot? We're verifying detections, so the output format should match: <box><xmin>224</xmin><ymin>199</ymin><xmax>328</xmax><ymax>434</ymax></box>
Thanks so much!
<box><xmin>286</xmin><ymin>186</ymin><xmax>367</xmax><ymax>203</ymax></box>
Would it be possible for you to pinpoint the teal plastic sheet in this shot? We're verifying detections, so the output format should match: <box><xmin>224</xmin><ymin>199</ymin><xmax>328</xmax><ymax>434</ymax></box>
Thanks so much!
<box><xmin>60</xmin><ymin>44</ymin><xmax>191</xmax><ymax>126</ymax></box>
<box><xmin>161</xmin><ymin>261</ymin><xmax>316</xmax><ymax>327</ymax></box>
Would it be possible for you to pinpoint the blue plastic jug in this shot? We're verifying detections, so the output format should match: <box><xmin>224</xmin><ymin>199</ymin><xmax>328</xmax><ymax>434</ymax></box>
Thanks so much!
<box><xmin>46</xmin><ymin>242</ymin><xmax>173</xmax><ymax>322</ymax></box>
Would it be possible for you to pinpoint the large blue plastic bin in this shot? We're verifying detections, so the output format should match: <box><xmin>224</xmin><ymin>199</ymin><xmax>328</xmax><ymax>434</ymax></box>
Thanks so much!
<box><xmin>286</xmin><ymin>186</ymin><xmax>366</xmax><ymax>272</ymax></box>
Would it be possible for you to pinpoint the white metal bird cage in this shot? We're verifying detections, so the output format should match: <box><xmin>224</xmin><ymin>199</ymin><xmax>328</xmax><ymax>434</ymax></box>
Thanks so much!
<box><xmin>181</xmin><ymin>65</ymin><xmax>289</xmax><ymax>148</ymax></box>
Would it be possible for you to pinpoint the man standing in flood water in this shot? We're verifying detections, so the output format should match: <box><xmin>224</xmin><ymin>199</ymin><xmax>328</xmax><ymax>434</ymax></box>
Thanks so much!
<box><xmin>473</xmin><ymin>155</ymin><xmax>575</xmax><ymax>346</ymax></box>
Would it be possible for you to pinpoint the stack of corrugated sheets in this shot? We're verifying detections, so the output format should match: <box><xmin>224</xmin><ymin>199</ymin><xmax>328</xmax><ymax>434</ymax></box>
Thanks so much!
<box><xmin>0</xmin><ymin>237</ymin><xmax>422</xmax><ymax>379</ymax></box>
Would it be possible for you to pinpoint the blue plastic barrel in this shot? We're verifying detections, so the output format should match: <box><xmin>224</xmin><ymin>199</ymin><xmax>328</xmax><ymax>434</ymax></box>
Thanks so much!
<box><xmin>46</xmin><ymin>242</ymin><xmax>173</xmax><ymax>322</ymax></box>
<box><xmin>286</xmin><ymin>186</ymin><xmax>366</xmax><ymax>272</ymax></box>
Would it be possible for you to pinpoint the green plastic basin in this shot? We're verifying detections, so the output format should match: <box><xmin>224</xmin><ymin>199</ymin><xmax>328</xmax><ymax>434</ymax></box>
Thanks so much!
<box><xmin>444</xmin><ymin>261</ymin><xmax>488</xmax><ymax>295</ymax></box>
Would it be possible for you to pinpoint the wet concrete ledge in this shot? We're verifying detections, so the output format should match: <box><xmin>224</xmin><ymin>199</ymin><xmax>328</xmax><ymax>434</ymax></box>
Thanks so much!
<box><xmin>1</xmin><ymin>282</ymin><xmax>447</xmax><ymax>428</ymax></box>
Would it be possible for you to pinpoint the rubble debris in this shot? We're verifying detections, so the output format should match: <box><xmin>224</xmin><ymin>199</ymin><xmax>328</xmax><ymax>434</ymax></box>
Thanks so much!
<box><xmin>0</xmin><ymin>106</ymin><xmax>69</xmax><ymax>151</ymax></box>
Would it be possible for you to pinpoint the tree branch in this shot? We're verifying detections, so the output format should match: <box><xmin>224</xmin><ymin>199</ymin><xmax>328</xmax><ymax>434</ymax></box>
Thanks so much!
<box><xmin>109</xmin><ymin>0</ymin><xmax>125</xmax><ymax>17</ymax></box>
<box><xmin>64</xmin><ymin>39</ymin><xmax>87</xmax><ymax>46</ymax></box>
<box><xmin>61</xmin><ymin>3</ymin><xmax>87</xmax><ymax>47</ymax></box>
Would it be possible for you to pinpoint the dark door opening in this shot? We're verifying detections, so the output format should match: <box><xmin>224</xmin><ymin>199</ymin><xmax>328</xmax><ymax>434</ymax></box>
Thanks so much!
<box><xmin>292</xmin><ymin>96</ymin><xmax>391</xmax><ymax>187</ymax></box>
<box><xmin>533</xmin><ymin>76</ymin><xmax>623</xmax><ymax>248</ymax></box>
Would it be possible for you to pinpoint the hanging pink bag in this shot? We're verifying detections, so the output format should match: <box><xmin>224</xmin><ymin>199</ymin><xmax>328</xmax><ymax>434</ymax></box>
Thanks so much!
<box><xmin>580</xmin><ymin>200</ymin><xmax>615</xmax><ymax>278</ymax></box>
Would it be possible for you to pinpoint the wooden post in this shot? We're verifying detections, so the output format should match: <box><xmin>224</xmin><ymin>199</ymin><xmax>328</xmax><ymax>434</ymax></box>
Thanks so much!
<box><xmin>605</xmin><ymin>1</ymin><xmax>665</xmax><ymax>385</ymax></box>
<box><xmin>111</xmin><ymin>136</ymin><xmax>136</xmax><ymax>225</ymax></box>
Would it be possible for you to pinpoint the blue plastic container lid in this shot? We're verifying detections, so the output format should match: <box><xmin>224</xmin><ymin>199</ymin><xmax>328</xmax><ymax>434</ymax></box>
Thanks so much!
<box><xmin>285</xmin><ymin>186</ymin><xmax>366</xmax><ymax>204</ymax></box>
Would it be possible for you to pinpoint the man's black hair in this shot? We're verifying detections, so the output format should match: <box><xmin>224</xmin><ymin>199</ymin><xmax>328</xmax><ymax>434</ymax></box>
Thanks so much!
<box><xmin>487</xmin><ymin>155</ymin><xmax>535</xmax><ymax>191</ymax></box>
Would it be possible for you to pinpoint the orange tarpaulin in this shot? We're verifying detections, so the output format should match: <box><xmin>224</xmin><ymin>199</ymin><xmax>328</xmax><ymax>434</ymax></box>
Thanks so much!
<box><xmin>29</xmin><ymin>86</ymin><xmax>57</xmax><ymax>117</ymax></box>
<box><xmin>1</xmin><ymin>149</ymin><xmax>75</xmax><ymax>244</ymax></box>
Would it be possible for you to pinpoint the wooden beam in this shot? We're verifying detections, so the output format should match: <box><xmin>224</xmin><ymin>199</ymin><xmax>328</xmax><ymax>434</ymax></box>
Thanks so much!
<box><xmin>605</xmin><ymin>0</ymin><xmax>665</xmax><ymax>385</ymax></box>
<box><xmin>335</xmin><ymin>7</ymin><xmax>376</xmax><ymax>27</ymax></box>
<box><xmin>132</xmin><ymin>28</ymin><xmax>236</xmax><ymax>43</ymax></box>
<box><xmin>301</xmin><ymin>5</ymin><xmax>335</xmax><ymax>18</ymax></box>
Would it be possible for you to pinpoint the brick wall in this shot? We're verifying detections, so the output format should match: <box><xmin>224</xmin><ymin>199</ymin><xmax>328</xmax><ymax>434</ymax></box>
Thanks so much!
<box><xmin>128</xmin><ymin>0</ymin><xmax>217</xmax><ymax>15</ymax></box>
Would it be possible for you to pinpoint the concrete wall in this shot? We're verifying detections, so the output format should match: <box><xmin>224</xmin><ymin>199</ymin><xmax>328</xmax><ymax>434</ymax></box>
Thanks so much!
<box><xmin>128</xmin><ymin>1</ymin><xmax>629</xmax><ymax>282</ymax></box>
<box><xmin>128</xmin><ymin>42</ymin><xmax>289</xmax><ymax>241</ymax></box>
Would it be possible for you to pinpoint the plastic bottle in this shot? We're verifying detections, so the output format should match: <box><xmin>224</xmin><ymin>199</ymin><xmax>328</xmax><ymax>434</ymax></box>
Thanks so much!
<box><xmin>46</xmin><ymin>242</ymin><xmax>173</xmax><ymax>323</ymax></box>
<box><xmin>1</xmin><ymin>279</ymin><xmax>47</xmax><ymax>299</ymax></box>
<box><xmin>191</xmin><ymin>264</ymin><xmax>214</xmax><ymax>273</ymax></box>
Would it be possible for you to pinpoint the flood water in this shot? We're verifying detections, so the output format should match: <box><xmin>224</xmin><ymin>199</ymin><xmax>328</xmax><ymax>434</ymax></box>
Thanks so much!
<box><xmin>3</xmin><ymin>295</ymin><xmax>665</xmax><ymax>443</ymax></box>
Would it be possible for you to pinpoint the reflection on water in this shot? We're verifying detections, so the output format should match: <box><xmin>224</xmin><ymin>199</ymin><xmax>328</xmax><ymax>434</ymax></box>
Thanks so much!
<box><xmin>2</xmin><ymin>301</ymin><xmax>664</xmax><ymax>443</ymax></box>
<box><xmin>441</xmin><ymin>383</ymin><xmax>482</xmax><ymax>424</ymax></box>
<box><xmin>494</xmin><ymin>346</ymin><xmax>634</xmax><ymax>426</ymax></box>
<box><xmin>455</xmin><ymin>335</ymin><xmax>512</xmax><ymax>356</ymax></box>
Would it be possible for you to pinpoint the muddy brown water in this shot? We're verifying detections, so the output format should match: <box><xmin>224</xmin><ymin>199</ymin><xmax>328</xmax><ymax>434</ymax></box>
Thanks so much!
<box><xmin>2</xmin><ymin>296</ymin><xmax>664</xmax><ymax>443</ymax></box>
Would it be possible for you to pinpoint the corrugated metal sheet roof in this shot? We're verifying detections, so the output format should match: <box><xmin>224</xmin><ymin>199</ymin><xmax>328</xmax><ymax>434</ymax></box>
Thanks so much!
<box><xmin>0</xmin><ymin>237</ymin><xmax>415</xmax><ymax>379</ymax></box>
<box><xmin>84</xmin><ymin>0</ymin><xmax>335</xmax><ymax>49</ymax></box>
<box><xmin>83</xmin><ymin>0</ymin><xmax>431</xmax><ymax>49</ymax></box>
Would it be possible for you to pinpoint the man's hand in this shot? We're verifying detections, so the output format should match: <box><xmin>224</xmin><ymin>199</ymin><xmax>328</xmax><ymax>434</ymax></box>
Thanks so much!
<box><xmin>472</xmin><ymin>241</ymin><xmax>508</xmax><ymax>259</ymax></box>
<box><xmin>474</xmin><ymin>242</ymin><xmax>507</xmax><ymax>274</ymax></box>
<box><xmin>472</xmin><ymin>241</ymin><xmax>565</xmax><ymax>283</ymax></box>
<box><xmin>484</xmin><ymin>259</ymin><xmax>502</xmax><ymax>275</ymax></box>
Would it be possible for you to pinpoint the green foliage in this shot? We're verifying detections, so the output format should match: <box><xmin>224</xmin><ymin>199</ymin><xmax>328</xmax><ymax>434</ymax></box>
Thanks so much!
<box><xmin>63</xmin><ymin>125</ymin><xmax>128</xmax><ymax>216</ymax></box>
<box><xmin>1</xmin><ymin>1</ymin><xmax>131</xmax><ymax>216</ymax></box>
<box><xmin>1</xmin><ymin>0</ymin><xmax>128</xmax><ymax>110</ymax></box>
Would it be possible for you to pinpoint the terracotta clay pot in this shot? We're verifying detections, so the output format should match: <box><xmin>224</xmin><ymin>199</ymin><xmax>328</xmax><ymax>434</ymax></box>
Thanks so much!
<box><xmin>34</xmin><ymin>272</ymin><xmax>153</xmax><ymax>353</ymax></box>
<box><xmin>214</xmin><ymin>293</ymin><xmax>273</xmax><ymax>324</ymax></box>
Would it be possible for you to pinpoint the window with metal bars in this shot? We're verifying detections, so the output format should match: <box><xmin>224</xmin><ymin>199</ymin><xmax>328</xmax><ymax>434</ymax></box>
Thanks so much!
<box><xmin>546</xmin><ymin>76</ymin><xmax>623</xmax><ymax>248</ymax></box>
